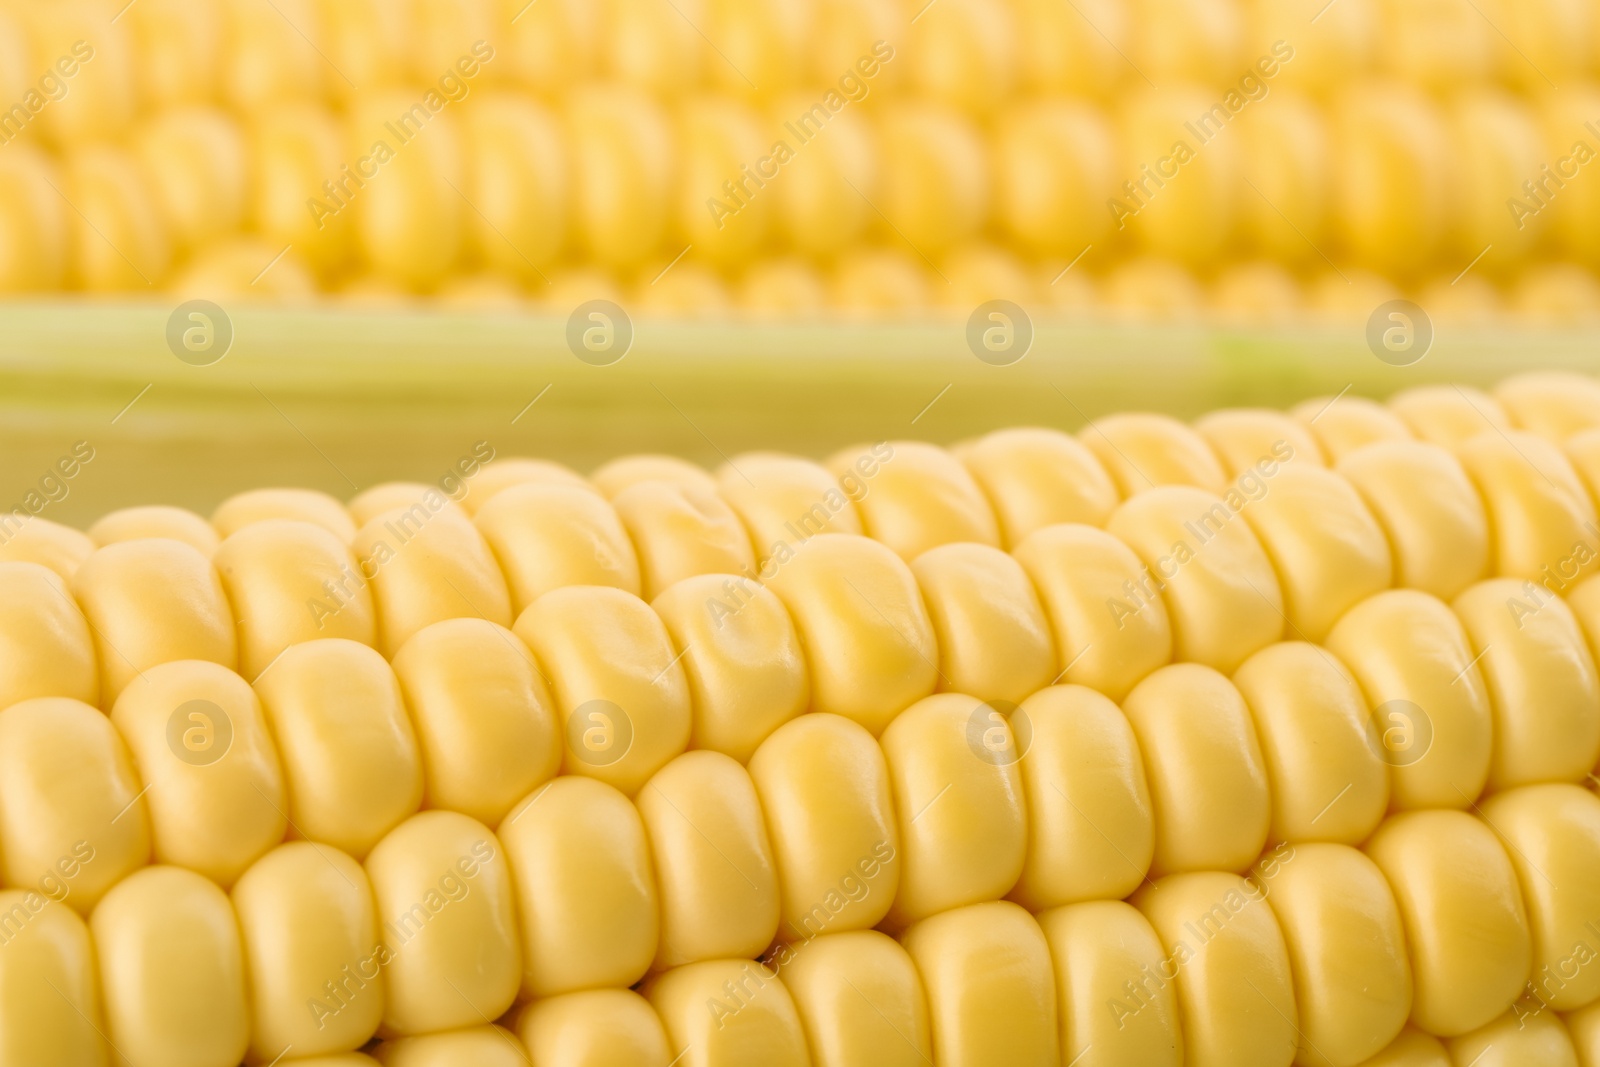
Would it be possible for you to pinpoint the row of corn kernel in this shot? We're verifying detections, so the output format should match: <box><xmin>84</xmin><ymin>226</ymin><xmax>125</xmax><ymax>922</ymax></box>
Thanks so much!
<box><xmin>3</xmin><ymin>591</ymin><xmax>1596</xmax><ymax>1061</ymax></box>
<box><xmin>9</xmin><ymin>375</ymin><xmax>1600</xmax><ymax>1062</ymax></box>
<box><xmin>9</xmin><ymin>0</ymin><xmax>1594</xmax><ymax>127</ymax></box>
<box><xmin>0</xmin><ymin>605</ymin><xmax>1592</xmax><ymax>1062</ymax></box>
<box><xmin>8</xmin><ymin>0</ymin><xmax>1596</xmax><ymax>125</ymax></box>
<box><xmin>10</xmin><ymin>79</ymin><xmax>1600</xmax><ymax>300</ymax></box>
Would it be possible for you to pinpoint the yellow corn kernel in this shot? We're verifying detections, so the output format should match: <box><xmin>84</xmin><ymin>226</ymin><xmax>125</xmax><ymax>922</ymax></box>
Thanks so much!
<box><xmin>110</xmin><ymin>661</ymin><xmax>286</xmax><ymax>886</ymax></box>
<box><xmin>1364</xmin><ymin>809</ymin><xmax>1532</xmax><ymax>1037</ymax></box>
<box><xmin>1208</xmin><ymin>262</ymin><xmax>1303</xmax><ymax>325</ymax></box>
<box><xmin>1011</xmin><ymin>523</ymin><xmax>1172</xmax><ymax>701</ymax></box>
<box><xmin>462</xmin><ymin>93</ymin><xmax>568</xmax><ymax>281</ymax></box>
<box><xmin>598</xmin><ymin>0</ymin><xmax>704</xmax><ymax>93</ymax></box>
<box><xmin>0</xmin><ymin>884</ymin><xmax>108</xmax><ymax>1064</ymax></box>
<box><xmin>1123</xmin><ymin>664</ymin><xmax>1271</xmax><ymax>875</ymax></box>
<box><xmin>0</xmin><ymin>522</ymin><xmax>88</xmax><ymax>590</ymax></box>
<box><xmin>168</xmin><ymin>240</ymin><xmax>315</xmax><ymax>305</ymax></box>
<box><xmin>1236</xmin><ymin>91</ymin><xmax>1331</xmax><ymax>266</ymax></box>
<box><xmin>212</xmin><ymin>488</ymin><xmax>356</xmax><ymax>542</ymax></box>
<box><xmin>126</xmin><ymin>0</ymin><xmax>223</xmax><ymax>106</ymax></box>
<box><xmin>1133</xmin><ymin>871</ymin><xmax>1298</xmax><ymax>1067</ymax></box>
<box><xmin>86</xmin><ymin>505</ymin><xmax>219</xmax><ymax>556</ymax></box>
<box><xmin>500</xmin><ymin>776</ymin><xmax>659</xmax><ymax>997</ymax></box>
<box><xmin>646</xmin><ymin>959</ymin><xmax>811</xmax><ymax>1067</ymax></box>
<box><xmin>0</xmin><ymin>561</ymin><xmax>97</xmax><ymax>708</ymax></box>
<box><xmin>286</xmin><ymin>1055</ymin><xmax>382</xmax><ymax>1066</ymax></box>
<box><xmin>0</xmin><ymin>145</ymin><xmax>67</xmax><ymax>292</ymax></box>
<box><xmin>717</xmin><ymin>453</ymin><xmax>865</xmax><ymax>556</ymax></box>
<box><xmin>611</xmin><ymin>480</ymin><xmax>755</xmax><ymax>600</ymax></box>
<box><xmin>1083</xmin><ymin>413</ymin><xmax>1230</xmax><ymax>496</ymax></box>
<box><xmin>953</xmin><ymin>427</ymin><xmax>1119</xmax><ymax>546</ymax></box>
<box><xmin>1388</xmin><ymin>384</ymin><xmax>1512</xmax><ymax>447</ymax></box>
<box><xmin>763</xmin><ymin>534</ymin><xmax>937</xmax><ymax>735</ymax></box>
<box><xmin>222</xmin><ymin>0</ymin><xmax>323</xmax><ymax>111</ymax></box>
<box><xmin>1009</xmin><ymin>685</ymin><xmax>1155</xmax><ymax>910</ymax></box>
<box><xmin>1038</xmin><ymin>900</ymin><xmax>1181</xmax><ymax>1066</ymax></box>
<box><xmin>1326</xmin><ymin>589</ymin><xmax>1493</xmax><ymax>809</ymax></box>
<box><xmin>514</xmin><ymin>585</ymin><xmax>691</xmax><ymax>795</ymax></box>
<box><xmin>910</xmin><ymin>543</ymin><xmax>1055</xmax><ymax>705</ymax></box>
<box><xmin>880</xmin><ymin>693</ymin><xmax>1027</xmax><ymax>928</ymax></box>
<box><xmin>91</xmin><ymin>865</ymin><xmax>250</xmax><ymax>1067</ymax></box>
<box><xmin>899</xmin><ymin>901</ymin><xmax>1061</xmax><ymax>1067</ymax></box>
<box><xmin>24</xmin><ymin>3</ymin><xmax>136</xmax><ymax>147</ymax></box>
<box><xmin>748</xmin><ymin>714</ymin><xmax>900</xmax><ymax>940</ymax></box>
<box><xmin>1239</xmin><ymin>464</ymin><xmax>1393</xmax><ymax>641</ymax></box>
<box><xmin>365</xmin><ymin>811</ymin><xmax>519</xmax><ymax>1036</ymax></box>
<box><xmin>352</xmin><ymin>506</ymin><xmax>513</xmax><ymax>657</ymax></box>
<box><xmin>650</xmin><ymin>574</ymin><xmax>808</xmax><ymax>763</ymax></box>
<box><xmin>252</xmin><ymin>639</ymin><xmax>423</xmax><ymax>857</ymax></box>
<box><xmin>1446</xmin><ymin>91</ymin><xmax>1546</xmax><ymax>263</ymax></box>
<box><xmin>1114</xmin><ymin>87</ymin><xmax>1240</xmax><ymax>268</ymax></box>
<box><xmin>1328</xmin><ymin>82</ymin><xmax>1450</xmax><ymax>276</ymax></box>
<box><xmin>1454</xmin><ymin>580</ymin><xmax>1600</xmax><ymax>789</ymax></box>
<box><xmin>132</xmin><ymin>106</ymin><xmax>247</xmax><ymax>254</ymax></box>
<box><xmin>591</xmin><ymin>455</ymin><xmax>716</xmax><ymax>499</ymax></box>
<box><xmin>1511</xmin><ymin>265</ymin><xmax>1600</xmax><ymax>327</ymax></box>
<box><xmin>0</xmin><ymin>697</ymin><xmax>148</xmax><ymax>914</ymax></box>
<box><xmin>676</xmin><ymin>95</ymin><xmax>773</xmax><ymax>266</ymax></box>
<box><xmin>1457</xmin><ymin>429</ymin><xmax>1600</xmax><ymax>584</ymax></box>
<box><xmin>390</xmin><ymin>618</ymin><xmax>559</xmax><ymax>826</ymax></box>
<box><xmin>1446</xmin><ymin>1009</ymin><xmax>1580</xmax><ymax>1067</ymax></box>
<box><xmin>232</xmin><ymin>842</ymin><xmax>383</xmax><ymax>1058</ymax></box>
<box><xmin>737</xmin><ymin>257</ymin><xmax>829</xmax><ymax>316</ymax></box>
<box><xmin>1262</xmin><ymin>843</ymin><xmax>1412</xmax><ymax>1066</ymax></box>
<box><xmin>463</xmin><ymin>458</ymin><xmax>591</xmax><ymax>514</ymax></box>
<box><xmin>71</xmin><ymin>538</ymin><xmax>237</xmax><ymax>706</ymax></box>
<box><xmin>1496</xmin><ymin>372</ymin><xmax>1600</xmax><ymax>442</ymax></box>
<box><xmin>373</xmin><ymin>1026</ymin><xmax>529</xmax><ymax>1066</ymax></box>
<box><xmin>1568</xmin><ymin>1000</ymin><xmax>1600</xmax><ymax>1064</ymax></box>
<box><xmin>1106</xmin><ymin>486</ymin><xmax>1286</xmax><ymax>673</ymax></box>
<box><xmin>1479</xmin><ymin>785</ymin><xmax>1600</xmax><ymax>1012</ymax></box>
<box><xmin>771</xmin><ymin>96</ymin><xmax>879</xmax><ymax>258</ymax></box>
<box><xmin>61</xmin><ymin>146</ymin><xmax>172</xmax><ymax>292</ymax></box>
<box><xmin>776</xmin><ymin>929</ymin><xmax>934</xmax><ymax>1067</ymax></box>
<box><xmin>565</xmin><ymin>84</ymin><xmax>675</xmax><ymax>271</ymax></box>
<box><xmin>638</xmin><ymin>750</ymin><xmax>780</xmax><ymax>968</ymax></box>
<box><xmin>1336</xmin><ymin>441</ymin><xmax>1490</xmax><ymax>601</ymax></box>
<box><xmin>514</xmin><ymin>989</ymin><xmax>672</xmax><ymax>1067</ymax></box>
<box><xmin>827</xmin><ymin>441</ymin><xmax>999</xmax><ymax>560</ymax></box>
<box><xmin>1356</xmin><ymin>1026</ymin><xmax>1451</xmax><ymax>1066</ymax></box>
<box><xmin>474</xmin><ymin>483</ymin><xmax>641</xmax><ymax>612</ymax></box>
<box><xmin>1193</xmin><ymin>409</ymin><xmax>1326</xmax><ymax>478</ymax></box>
<box><xmin>215</xmin><ymin>519</ymin><xmax>377</xmax><ymax>679</ymax></box>
<box><xmin>250</xmin><ymin>103</ymin><xmax>354</xmax><ymax>277</ymax></box>
<box><xmin>1290</xmin><ymin>395</ymin><xmax>1414</xmax><ymax>462</ymax></box>
<box><xmin>344</xmin><ymin>93</ymin><xmax>465</xmax><ymax>291</ymax></box>
<box><xmin>874</xmin><ymin>101</ymin><xmax>989</xmax><ymax>254</ymax></box>
<box><xmin>991</xmin><ymin>100</ymin><xmax>1115</xmax><ymax>259</ymax></box>
<box><xmin>1232</xmin><ymin>642</ymin><xmax>1389</xmax><ymax>845</ymax></box>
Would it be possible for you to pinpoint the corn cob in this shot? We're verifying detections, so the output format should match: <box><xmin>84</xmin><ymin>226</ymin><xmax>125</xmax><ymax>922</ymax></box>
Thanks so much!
<box><xmin>3</xmin><ymin>0</ymin><xmax>1600</xmax><ymax>320</ymax></box>
<box><xmin>6</xmin><ymin>373</ymin><xmax>1600</xmax><ymax>1065</ymax></box>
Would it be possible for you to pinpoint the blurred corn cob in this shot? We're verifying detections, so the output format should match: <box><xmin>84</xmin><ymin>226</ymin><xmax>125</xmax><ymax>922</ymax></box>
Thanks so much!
<box><xmin>2</xmin><ymin>0</ymin><xmax>1600</xmax><ymax>321</ymax></box>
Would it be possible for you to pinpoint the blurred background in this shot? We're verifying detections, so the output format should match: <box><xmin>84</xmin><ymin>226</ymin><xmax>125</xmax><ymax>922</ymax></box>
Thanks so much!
<box><xmin>1</xmin><ymin>0</ymin><xmax>1600</xmax><ymax>324</ymax></box>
